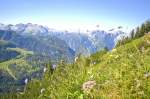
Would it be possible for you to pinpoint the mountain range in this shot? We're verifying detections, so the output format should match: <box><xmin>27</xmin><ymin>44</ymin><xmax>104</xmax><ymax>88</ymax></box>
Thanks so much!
<box><xmin>0</xmin><ymin>23</ymin><xmax>125</xmax><ymax>60</ymax></box>
<box><xmin>0</xmin><ymin>23</ymin><xmax>126</xmax><ymax>92</ymax></box>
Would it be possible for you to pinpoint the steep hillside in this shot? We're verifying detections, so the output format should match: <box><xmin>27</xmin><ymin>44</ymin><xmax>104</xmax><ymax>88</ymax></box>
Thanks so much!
<box><xmin>0</xmin><ymin>30</ymin><xmax>75</xmax><ymax>62</ymax></box>
<box><xmin>0</xmin><ymin>40</ymin><xmax>19</xmax><ymax>62</ymax></box>
<box><xmin>0</xmin><ymin>47</ymin><xmax>41</xmax><ymax>93</ymax></box>
<box><xmin>2</xmin><ymin>34</ymin><xmax>149</xmax><ymax>98</ymax></box>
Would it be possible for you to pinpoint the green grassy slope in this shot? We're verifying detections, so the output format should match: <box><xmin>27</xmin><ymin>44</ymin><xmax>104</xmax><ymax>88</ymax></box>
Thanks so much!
<box><xmin>0</xmin><ymin>47</ymin><xmax>41</xmax><ymax>93</ymax></box>
<box><xmin>1</xmin><ymin>34</ymin><xmax>150</xmax><ymax>99</ymax></box>
<box><xmin>0</xmin><ymin>40</ymin><xmax>19</xmax><ymax>62</ymax></box>
<box><xmin>0</xmin><ymin>48</ymin><xmax>34</xmax><ymax>79</ymax></box>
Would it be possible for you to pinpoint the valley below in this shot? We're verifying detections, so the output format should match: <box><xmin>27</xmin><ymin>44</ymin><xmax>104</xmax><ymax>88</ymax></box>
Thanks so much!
<box><xmin>0</xmin><ymin>20</ymin><xmax>150</xmax><ymax>99</ymax></box>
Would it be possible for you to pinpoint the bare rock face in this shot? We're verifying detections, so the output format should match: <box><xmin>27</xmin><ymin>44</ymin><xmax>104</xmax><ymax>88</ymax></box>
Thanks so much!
<box><xmin>82</xmin><ymin>80</ymin><xmax>96</xmax><ymax>93</ymax></box>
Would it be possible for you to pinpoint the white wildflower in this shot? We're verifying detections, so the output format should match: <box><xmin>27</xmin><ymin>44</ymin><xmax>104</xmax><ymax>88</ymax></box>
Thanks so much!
<box><xmin>24</xmin><ymin>78</ymin><xmax>28</xmax><ymax>84</ymax></box>
<box><xmin>144</xmin><ymin>72</ymin><xmax>150</xmax><ymax>78</ymax></box>
<box><xmin>74</xmin><ymin>56</ymin><xmax>78</xmax><ymax>62</ymax></box>
<box><xmin>112</xmin><ymin>48</ymin><xmax>117</xmax><ymax>52</ymax></box>
<box><xmin>40</xmin><ymin>88</ymin><xmax>45</xmax><ymax>94</ymax></box>
<box><xmin>43</xmin><ymin>67</ymin><xmax>47</xmax><ymax>72</ymax></box>
<box><xmin>93</xmin><ymin>62</ymin><xmax>96</xmax><ymax>65</ymax></box>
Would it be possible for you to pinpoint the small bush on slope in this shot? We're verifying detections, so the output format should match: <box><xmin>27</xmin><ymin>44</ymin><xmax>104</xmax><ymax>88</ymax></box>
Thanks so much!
<box><xmin>1</xmin><ymin>34</ymin><xmax>150</xmax><ymax>99</ymax></box>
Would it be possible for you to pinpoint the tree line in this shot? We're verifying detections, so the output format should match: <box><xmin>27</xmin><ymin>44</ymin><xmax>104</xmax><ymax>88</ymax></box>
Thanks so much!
<box><xmin>117</xmin><ymin>19</ymin><xmax>150</xmax><ymax>46</ymax></box>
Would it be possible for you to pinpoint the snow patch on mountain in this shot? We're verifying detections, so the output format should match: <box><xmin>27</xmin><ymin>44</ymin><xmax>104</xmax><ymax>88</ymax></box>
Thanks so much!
<box><xmin>0</xmin><ymin>23</ymin><xmax>128</xmax><ymax>56</ymax></box>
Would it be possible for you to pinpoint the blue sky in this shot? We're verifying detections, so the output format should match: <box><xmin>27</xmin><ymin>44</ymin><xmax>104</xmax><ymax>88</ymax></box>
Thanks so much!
<box><xmin>0</xmin><ymin>0</ymin><xmax>150</xmax><ymax>32</ymax></box>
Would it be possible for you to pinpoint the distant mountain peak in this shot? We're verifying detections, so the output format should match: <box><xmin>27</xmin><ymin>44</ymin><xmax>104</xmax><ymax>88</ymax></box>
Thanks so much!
<box><xmin>0</xmin><ymin>23</ymin><xmax>127</xmax><ymax>56</ymax></box>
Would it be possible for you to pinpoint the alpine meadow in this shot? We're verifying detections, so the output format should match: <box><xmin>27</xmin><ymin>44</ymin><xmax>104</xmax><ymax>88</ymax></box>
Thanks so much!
<box><xmin>0</xmin><ymin>0</ymin><xmax>150</xmax><ymax>99</ymax></box>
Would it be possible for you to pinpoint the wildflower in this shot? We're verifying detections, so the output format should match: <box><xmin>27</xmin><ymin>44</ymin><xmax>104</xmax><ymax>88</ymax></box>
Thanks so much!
<box><xmin>88</xmin><ymin>71</ymin><xmax>92</xmax><ymax>74</ymax></box>
<box><xmin>90</xmin><ymin>61</ymin><xmax>96</xmax><ymax>66</ymax></box>
<box><xmin>40</xmin><ymin>88</ymin><xmax>45</xmax><ymax>94</ymax></box>
<box><xmin>90</xmin><ymin>75</ymin><xmax>94</xmax><ymax>79</ymax></box>
<box><xmin>112</xmin><ymin>48</ymin><xmax>117</xmax><ymax>52</ymax></box>
<box><xmin>138</xmin><ymin>91</ymin><xmax>144</xmax><ymax>95</ymax></box>
<box><xmin>146</xmin><ymin>40</ymin><xmax>150</xmax><ymax>44</ymax></box>
<box><xmin>74</xmin><ymin>56</ymin><xmax>78</xmax><ymax>62</ymax></box>
<box><xmin>82</xmin><ymin>80</ymin><xmax>96</xmax><ymax>93</ymax></box>
<box><xmin>144</xmin><ymin>72</ymin><xmax>150</xmax><ymax>78</ymax></box>
<box><xmin>24</xmin><ymin>78</ymin><xmax>28</xmax><ymax>84</ymax></box>
<box><xmin>43</xmin><ymin>67</ymin><xmax>47</xmax><ymax>72</ymax></box>
<box><xmin>136</xmin><ymin>80</ymin><xmax>140</xmax><ymax>88</ymax></box>
<box><xmin>52</xmin><ymin>64</ymin><xmax>57</xmax><ymax>69</ymax></box>
<box><xmin>115</xmin><ymin>55</ymin><xmax>119</xmax><ymax>59</ymax></box>
<box><xmin>141</xmin><ymin>47</ymin><xmax>145</xmax><ymax>53</ymax></box>
<box><xmin>129</xmin><ymin>54</ymin><xmax>133</xmax><ymax>57</ymax></box>
<box><xmin>109</xmin><ymin>54</ymin><xmax>113</xmax><ymax>57</ymax></box>
<box><xmin>93</xmin><ymin>61</ymin><xmax>96</xmax><ymax>65</ymax></box>
<box><xmin>104</xmin><ymin>80</ymin><xmax>111</xmax><ymax>84</ymax></box>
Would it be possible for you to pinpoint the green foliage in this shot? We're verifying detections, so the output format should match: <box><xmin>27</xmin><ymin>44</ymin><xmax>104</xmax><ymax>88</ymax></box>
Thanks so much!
<box><xmin>116</xmin><ymin>36</ymin><xmax>132</xmax><ymax>47</ymax></box>
<box><xmin>0</xmin><ymin>40</ymin><xmax>18</xmax><ymax>62</ymax></box>
<box><xmin>131</xmin><ymin>29</ymin><xmax>135</xmax><ymax>39</ymax></box>
<box><xmin>0</xmin><ymin>48</ymin><xmax>41</xmax><ymax>93</ymax></box>
<box><xmin>116</xmin><ymin>19</ymin><xmax>150</xmax><ymax>47</ymax></box>
<box><xmin>134</xmin><ymin>20</ymin><xmax>150</xmax><ymax>38</ymax></box>
<box><xmin>0</xmin><ymin>48</ymin><xmax>34</xmax><ymax>79</ymax></box>
<box><xmin>1</xmin><ymin>34</ymin><xmax>150</xmax><ymax>99</ymax></box>
<box><xmin>0</xmin><ymin>30</ymin><xmax>75</xmax><ymax>63</ymax></box>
